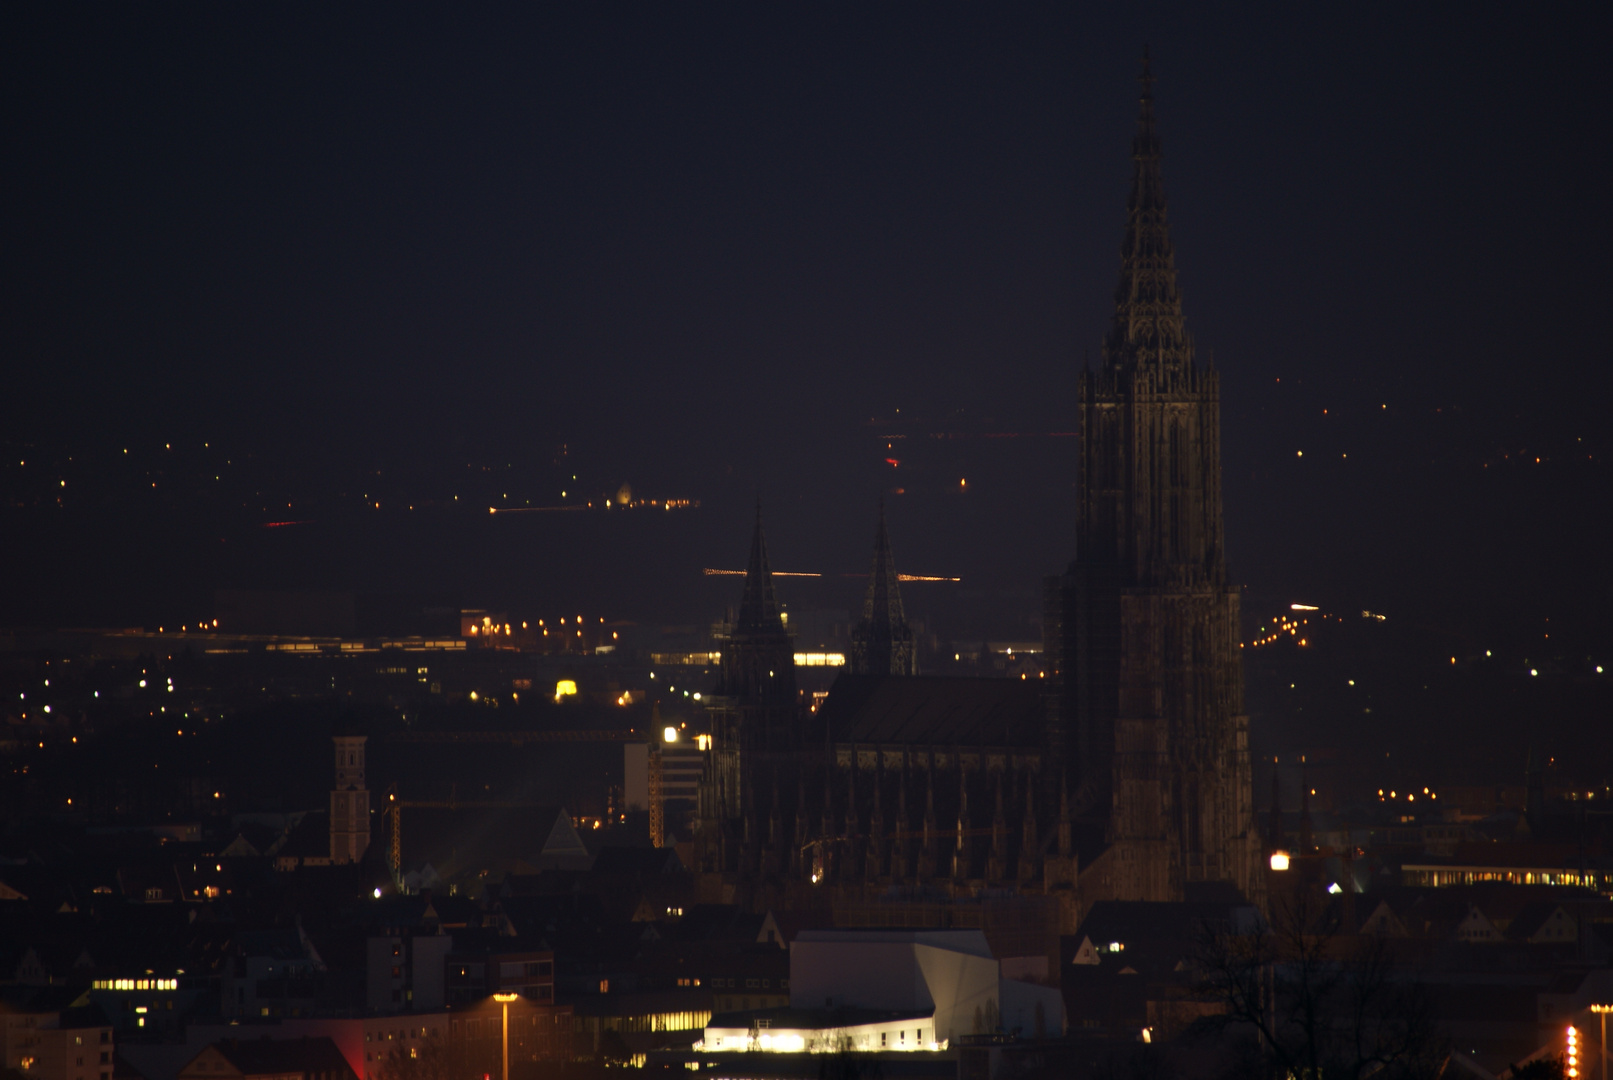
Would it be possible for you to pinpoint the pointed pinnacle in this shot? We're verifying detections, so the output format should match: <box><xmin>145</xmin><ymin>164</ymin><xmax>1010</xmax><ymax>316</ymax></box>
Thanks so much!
<box><xmin>735</xmin><ymin>504</ymin><xmax>784</xmax><ymax>636</ymax></box>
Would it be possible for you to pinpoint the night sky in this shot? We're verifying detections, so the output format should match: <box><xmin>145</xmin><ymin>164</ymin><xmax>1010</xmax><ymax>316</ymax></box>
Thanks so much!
<box><xmin>4</xmin><ymin>4</ymin><xmax>1610</xmax><ymax>660</ymax></box>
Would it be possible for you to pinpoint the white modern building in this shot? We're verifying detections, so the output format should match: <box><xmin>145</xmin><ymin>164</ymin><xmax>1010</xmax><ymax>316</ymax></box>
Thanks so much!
<box><xmin>697</xmin><ymin>929</ymin><xmax>1064</xmax><ymax>1054</ymax></box>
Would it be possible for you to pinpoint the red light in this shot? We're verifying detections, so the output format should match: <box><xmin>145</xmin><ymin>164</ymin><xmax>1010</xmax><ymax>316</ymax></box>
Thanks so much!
<box><xmin>885</xmin><ymin>458</ymin><xmax>901</xmax><ymax>467</ymax></box>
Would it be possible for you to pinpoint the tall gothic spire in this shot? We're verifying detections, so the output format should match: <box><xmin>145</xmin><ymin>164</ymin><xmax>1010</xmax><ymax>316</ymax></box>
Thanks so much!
<box><xmin>850</xmin><ymin>499</ymin><xmax>917</xmax><ymax>676</ymax></box>
<box><xmin>735</xmin><ymin>503</ymin><xmax>785</xmax><ymax>636</ymax></box>
<box><xmin>1104</xmin><ymin>49</ymin><xmax>1192</xmax><ymax>373</ymax></box>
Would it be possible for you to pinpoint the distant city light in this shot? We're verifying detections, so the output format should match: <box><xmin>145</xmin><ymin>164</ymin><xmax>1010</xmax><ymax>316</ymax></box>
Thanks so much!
<box><xmin>793</xmin><ymin>653</ymin><xmax>846</xmax><ymax>667</ymax></box>
<box><xmin>664</xmin><ymin>727</ymin><xmax>678</xmax><ymax>743</ymax></box>
<box><xmin>555</xmin><ymin>680</ymin><xmax>578</xmax><ymax>701</ymax></box>
<box><xmin>1270</xmin><ymin>851</ymin><xmax>1290</xmax><ymax>871</ymax></box>
<box><xmin>1290</xmin><ymin>604</ymin><xmax>1319</xmax><ymax>611</ymax></box>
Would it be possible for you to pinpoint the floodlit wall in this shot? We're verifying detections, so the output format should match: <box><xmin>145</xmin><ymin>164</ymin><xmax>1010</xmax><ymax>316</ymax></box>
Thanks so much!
<box><xmin>998</xmin><ymin>978</ymin><xmax>1066</xmax><ymax>1039</ymax></box>
<box><xmin>790</xmin><ymin>931</ymin><xmax>999</xmax><ymax>1043</ymax></box>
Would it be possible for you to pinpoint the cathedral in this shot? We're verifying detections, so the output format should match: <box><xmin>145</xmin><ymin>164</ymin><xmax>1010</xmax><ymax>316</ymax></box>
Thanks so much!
<box><xmin>694</xmin><ymin>59</ymin><xmax>1262</xmax><ymax>921</ymax></box>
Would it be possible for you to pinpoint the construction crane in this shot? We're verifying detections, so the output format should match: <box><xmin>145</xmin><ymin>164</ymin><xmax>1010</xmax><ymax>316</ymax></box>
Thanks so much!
<box><xmin>648</xmin><ymin>745</ymin><xmax>664</xmax><ymax>850</ymax></box>
<box><xmin>386</xmin><ymin>729</ymin><xmax>641</xmax><ymax>745</ymax></box>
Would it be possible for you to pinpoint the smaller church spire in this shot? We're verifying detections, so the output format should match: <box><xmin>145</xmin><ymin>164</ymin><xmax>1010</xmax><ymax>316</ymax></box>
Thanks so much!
<box><xmin>850</xmin><ymin>499</ymin><xmax>917</xmax><ymax>676</ymax></box>
<box><xmin>919</xmin><ymin>762</ymin><xmax>938</xmax><ymax>880</ymax></box>
<box><xmin>793</xmin><ymin>774</ymin><xmax>809</xmax><ymax>878</ymax></box>
<box><xmin>892</xmin><ymin>759</ymin><xmax>910</xmax><ymax>883</ymax></box>
<box><xmin>953</xmin><ymin>766</ymin><xmax>971</xmax><ymax>880</ymax></box>
<box><xmin>1018</xmin><ymin>779</ymin><xmax>1039</xmax><ymax>885</ymax></box>
<box><xmin>735</xmin><ymin>502</ymin><xmax>785</xmax><ymax>636</ymax></box>
<box><xmin>988</xmin><ymin>776</ymin><xmax>1009</xmax><ymax>882</ymax></box>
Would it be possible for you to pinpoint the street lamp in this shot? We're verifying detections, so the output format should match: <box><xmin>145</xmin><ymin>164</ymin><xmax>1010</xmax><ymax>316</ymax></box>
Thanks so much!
<box><xmin>493</xmin><ymin>993</ymin><xmax>520</xmax><ymax>1080</ymax></box>
<box><xmin>1590</xmin><ymin>1005</ymin><xmax>1613</xmax><ymax>1080</ymax></box>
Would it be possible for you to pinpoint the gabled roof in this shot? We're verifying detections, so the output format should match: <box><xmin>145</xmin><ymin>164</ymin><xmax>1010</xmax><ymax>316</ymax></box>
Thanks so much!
<box><xmin>1358</xmin><ymin>899</ymin><xmax>1410</xmax><ymax>937</ymax></box>
<box><xmin>217</xmin><ymin>835</ymin><xmax>261</xmax><ymax>859</ymax></box>
<box><xmin>1065</xmin><ymin>900</ymin><xmax>1259</xmax><ymax>981</ymax></box>
<box><xmin>1503</xmin><ymin>901</ymin><xmax>1575</xmax><ymax>943</ymax></box>
<box><xmin>664</xmin><ymin>904</ymin><xmax>766</xmax><ymax>944</ymax></box>
<box><xmin>181</xmin><ymin>1036</ymin><xmax>353</xmax><ymax>1080</ymax></box>
<box><xmin>817</xmin><ymin>675</ymin><xmax>1045</xmax><ymax>747</ymax></box>
<box><xmin>398</xmin><ymin>804</ymin><xmax>587</xmax><ymax>881</ymax></box>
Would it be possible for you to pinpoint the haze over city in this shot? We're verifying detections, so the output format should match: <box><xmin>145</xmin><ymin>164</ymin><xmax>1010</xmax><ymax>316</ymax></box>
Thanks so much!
<box><xmin>2</xmin><ymin>6</ymin><xmax>1611</xmax><ymax>1079</ymax></box>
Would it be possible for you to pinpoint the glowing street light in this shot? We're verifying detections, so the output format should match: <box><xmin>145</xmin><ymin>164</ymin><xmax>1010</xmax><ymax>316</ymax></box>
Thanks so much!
<box><xmin>493</xmin><ymin>993</ymin><xmax>520</xmax><ymax>1080</ymax></box>
<box><xmin>1269</xmin><ymin>850</ymin><xmax>1291</xmax><ymax>872</ymax></box>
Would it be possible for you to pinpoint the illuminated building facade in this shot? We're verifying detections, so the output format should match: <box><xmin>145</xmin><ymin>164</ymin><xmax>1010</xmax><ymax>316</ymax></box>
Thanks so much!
<box><xmin>849</xmin><ymin>503</ymin><xmax>916</xmax><ymax>677</ymax></box>
<box><xmin>697</xmin><ymin>930</ymin><xmax>1065</xmax><ymax>1054</ymax></box>
<box><xmin>1</xmin><ymin>1009</ymin><xmax>114</xmax><ymax>1080</ymax></box>
<box><xmin>1045</xmin><ymin>57</ymin><xmax>1261</xmax><ymax>903</ymax></box>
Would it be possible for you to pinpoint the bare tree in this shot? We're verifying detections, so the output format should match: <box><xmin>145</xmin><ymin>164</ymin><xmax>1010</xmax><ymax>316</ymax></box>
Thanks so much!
<box><xmin>1191</xmin><ymin>888</ymin><xmax>1443</xmax><ymax>1079</ymax></box>
<box><xmin>819</xmin><ymin>1033</ymin><xmax>883</xmax><ymax>1080</ymax></box>
<box><xmin>375</xmin><ymin>1037</ymin><xmax>457</xmax><ymax>1080</ymax></box>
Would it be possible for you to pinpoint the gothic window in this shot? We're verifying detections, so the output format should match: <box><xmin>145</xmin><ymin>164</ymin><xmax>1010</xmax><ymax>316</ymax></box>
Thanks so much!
<box><xmin>1104</xmin><ymin>417</ymin><xmax>1120</xmax><ymax>488</ymax></box>
<box><xmin>1185</xmin><ymin>776</ymin><xmax>1201</xmax><ymax>854</ymax></box>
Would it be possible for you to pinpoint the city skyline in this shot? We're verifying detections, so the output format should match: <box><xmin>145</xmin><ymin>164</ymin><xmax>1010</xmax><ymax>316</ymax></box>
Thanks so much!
<box><xmin>3</xmin><ymin>10</ymin><xmax>1613</xmax><ymax>1073</ymax></box>
<box><xmin>2</xmin><ymin>6</ymin><xmax>1608</xmax><ymax>658</ymax></box>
